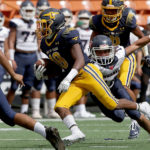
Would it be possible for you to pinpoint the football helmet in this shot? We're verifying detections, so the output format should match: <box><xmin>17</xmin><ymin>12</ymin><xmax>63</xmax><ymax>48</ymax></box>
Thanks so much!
<box><xmin>20</xmin><ymin>0</ymin><xmax>36</xmax><ymax>21</ymax></box>
<box><xmin>90</xmin><ymin>35</ymin><xmax>115</xmax><ymax>65</ymax></box>
<box><xmin>101</xmin><ymin>0</ymin><xmax>125</xmax><ymax>23</ymax></box>
<box><xmin>0</xmin><ymin>12</ymin><xmax>4</xmax><ymax>29</ymax></box>
<box><xmin>36</xmin><ymin>0</ymin><xmax>50</xmax><ymax>17</ymax></box>
<box><xmin>60</xmin><ymin>8</ymin><xmax>73</xmax><ymax>27</ymax></box>
<box><xmin>36</xmin><ymin>8</ymin><xmax>65</xmax><ymax>39</ymax></box>
<box><xmin>77</xmin><ymin>10</ymin><xmax>92</xmax><ymax>29</ymax></box>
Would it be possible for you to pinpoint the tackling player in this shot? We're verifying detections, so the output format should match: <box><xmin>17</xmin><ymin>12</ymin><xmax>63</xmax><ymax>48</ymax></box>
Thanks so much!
<box><xmin>35</xmin><ymin>8</ymin><xmax>150</xmax><ymax>146</ymax></box>
<box><xmin>89</xmin><ymin>0</ymin><xmax>150</xmax><ymax>139</ymax></box>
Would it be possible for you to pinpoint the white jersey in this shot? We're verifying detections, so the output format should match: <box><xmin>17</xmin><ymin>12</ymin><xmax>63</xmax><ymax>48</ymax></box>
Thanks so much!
<box><xmin>0</xmin><ymin>26</ymin><xmax>9</xmax><ymax>53</ymax></box>
<box><xmin>76</xmin><ymin>27</ymin><xmax>92</xmax><ymax>56</ymax></box>
<box><xmin>10</xmin><ymin>18</ymin><xmax>38</xmax><ymax>51</ymax></box>
<box><xmin>95</xmin><ymin>46</ymin><xmax>125</xmax><ymax>86</ymax></box>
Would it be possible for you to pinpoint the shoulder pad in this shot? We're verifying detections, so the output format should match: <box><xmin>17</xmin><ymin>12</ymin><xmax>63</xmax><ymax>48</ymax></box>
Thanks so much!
<box><xmin>9</xmin><ymin>18</ymin><xmax>22</xmax><ymax>28</ymax></box>
<box><xmin>125</xmin><ymin>12</ymin><xmax>137</xmax><ymax>28</ymax></box>
<box><xmin>62</xmin><ymin>27</ymin><xmax>76</xmax><ymax>37</ymax></box>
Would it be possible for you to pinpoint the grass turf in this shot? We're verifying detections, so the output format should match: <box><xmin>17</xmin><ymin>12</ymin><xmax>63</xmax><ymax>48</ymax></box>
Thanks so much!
<box><xmin>0</xmin><ymin>117</ymin><xmax>150</xmax><ymax>150</ymax></box>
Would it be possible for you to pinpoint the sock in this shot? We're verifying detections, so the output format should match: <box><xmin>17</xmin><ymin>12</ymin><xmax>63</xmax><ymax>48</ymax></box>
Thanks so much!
<box><xmin>31</xmin><ymin>98</ymin><xmax>40</xmax><ymax>112</ymax></box>
<box><xmin>63</xmin><ymin>115</ymin><xmax>80</xmax><ymax>134</ymax></box>
<box><xmin>20</xmin><ymin>104</ymin><xmax>29</xmax><ymax>113</ymax></box>
<box><xmin>74</xmin><ymin>104</ymin><xmax>86</xmax><ymax>112</ymax></box>
<box><xmin>47</xmin><ymin>98</ymin><xmax>56</xmax><ymax>112</ymax></box>
<box><xmin>34</xmin><ymin>122</ymin><xmax>46</xmax><ymax>138</ymax></box>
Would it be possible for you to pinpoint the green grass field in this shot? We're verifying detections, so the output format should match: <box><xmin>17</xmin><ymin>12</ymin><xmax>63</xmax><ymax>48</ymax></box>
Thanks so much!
<box><xmin>0</xmin><ymin>116</ymin><xmax>150</xmax><ymax>150</ymax></box>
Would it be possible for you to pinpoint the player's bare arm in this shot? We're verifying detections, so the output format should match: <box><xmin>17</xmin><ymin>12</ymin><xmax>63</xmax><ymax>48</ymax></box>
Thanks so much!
<box><xmin>70</xmin><ymin>43</ymin><xmax>85</xmax><ymax>71</ymax></box>
<box><xmin>125</xmin><ymin>35</ymin><xmax>150</xmax><ymax>55</ymax></box>
<box><xmin>0</xmin><ymin>50</ymin><xmax>24</xmax><ymax>85</ymax></box>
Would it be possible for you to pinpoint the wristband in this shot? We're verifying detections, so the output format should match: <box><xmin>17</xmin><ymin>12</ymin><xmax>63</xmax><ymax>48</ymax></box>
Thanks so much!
<box><xmin>142</xmin><ymin>45</ymin><xmax>149</xmax><ymax>57</ymax></box>
<box><xmin>9</xmin><ymin>49</ymin><xmax>15</xmax><ymax>60</ymax></box>
<box><xmin>65</xmin><ymin>68</ymin><xmax>78</xmax><ymax>82</ymax></box>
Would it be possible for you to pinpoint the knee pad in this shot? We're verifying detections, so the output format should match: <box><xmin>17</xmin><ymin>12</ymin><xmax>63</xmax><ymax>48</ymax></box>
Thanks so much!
<box><xmin>21</xmin><ymin>87</ymin><xmax>31</xmax><ymax>99</ymax></box>
<box><xmin>112</xmin><ymin>109</ymin><xmax>125</xmax><ymax>122</ymax></box>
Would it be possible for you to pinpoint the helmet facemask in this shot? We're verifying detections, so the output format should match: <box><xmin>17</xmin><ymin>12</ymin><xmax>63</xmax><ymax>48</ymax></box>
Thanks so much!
<box><xmin>20</xmin><ymin>6</ymin><xmax>35</xmax><ymax>21</ymax></box>
<box><xmin>36</xmin><ymin>6</ymin><xmax>50</xmax><ymax>17</ymax></box>
<box><xmin>36</xmin><ymin>19</ymin><xmax>54</xmax><ymax>39</ymax></box>
<box><xmin>91</xmin><ymin>45</ymin><xmax>115</xmax><ymax>66</ymax></box>
<box><xmin>102</xmin><ymin>5</ymin><xmax>124</xmax><ymax>23</ymax></box>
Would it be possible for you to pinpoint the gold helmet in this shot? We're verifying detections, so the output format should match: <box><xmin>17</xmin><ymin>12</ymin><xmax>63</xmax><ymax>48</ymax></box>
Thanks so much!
<box><xmin>101</xmin><ymin>0</ymin><xmax>125</xmax><ymax>23</ymax></box>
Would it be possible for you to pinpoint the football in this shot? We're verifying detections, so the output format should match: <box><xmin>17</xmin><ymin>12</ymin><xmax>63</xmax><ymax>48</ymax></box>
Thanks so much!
<box><xmin>35</xmin><ymin>58</ymin><xmax>62</xmax><ymax>78</ymax></box>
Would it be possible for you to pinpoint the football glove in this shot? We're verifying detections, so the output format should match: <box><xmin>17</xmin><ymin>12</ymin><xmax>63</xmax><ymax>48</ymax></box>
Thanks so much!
<box><xmin>145</xmin><ymin>56</ymin><xmax>150</xmax><ymax>67</ymax></box>
<box><xmin>34</xmin><ymin>64</ymin><xmax>48</xmax><ymax>80</ymax></box>
<box><xmin>57</xmin><ymin>78</ymin><xmax>71</xmax><ymax>93</ymax></box>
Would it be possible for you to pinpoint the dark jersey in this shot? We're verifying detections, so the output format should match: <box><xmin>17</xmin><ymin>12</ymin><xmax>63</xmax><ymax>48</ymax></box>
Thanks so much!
<box><xmin>89</xmin><ymin>8</ymin><xmax>137</xmax><ymax>47</ymax></box>
<box><xmin>40</xmin><ymin>27</ymin><xmax>90</xmax><ymax>73</ymax></box>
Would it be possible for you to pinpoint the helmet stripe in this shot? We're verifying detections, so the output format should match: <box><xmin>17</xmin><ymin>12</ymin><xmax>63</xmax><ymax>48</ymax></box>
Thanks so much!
<box><xmin>109</xmin><ymin>0</ymin><xmax>112</xmax><ymax>5</ymax></box>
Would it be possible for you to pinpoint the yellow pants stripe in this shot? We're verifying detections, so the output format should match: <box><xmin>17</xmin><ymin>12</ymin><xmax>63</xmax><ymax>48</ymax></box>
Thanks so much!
<box><xmin>84</xmin><ymin>64</ymin><xmax>118</xmax><ymax>103</ymax></box>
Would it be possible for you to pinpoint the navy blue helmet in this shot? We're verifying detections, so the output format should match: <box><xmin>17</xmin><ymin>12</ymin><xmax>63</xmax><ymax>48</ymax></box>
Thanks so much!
<box><xmin>36</xmin><ymin>0</ymin><xmax>50</xmax><ymax>16</ymax></box>
<box><xmin>101</xmin><ymin>0</ymin><xmax>125</xmax><ymax>23</ymax></box>
<box><xmin>90</xmin><ymin>35</ymin><xmax>115</xmax><ymax>65</ymax></box>
<box><xmin>60</xmin><ymin>8</ymin><xmax>73</xmax><ymax>26</ymax></box>
<box><xmin>36</xmin><ymin>8</ymin><xmax>65</xmax><ymax>39</ymax></box>
<box><xmin>77</xmin><ymin>10</ymin><xmax>92</xmax><ymax>29</ymax></box>
<box><xmin>20</xmin><ymin>0</ymin><xmax>35</xmax><ymax>20</ymax></box>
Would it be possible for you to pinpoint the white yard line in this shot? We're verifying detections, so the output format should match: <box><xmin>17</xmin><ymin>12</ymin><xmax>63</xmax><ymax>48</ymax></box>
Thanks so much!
<box><xmin>90</xmin><ymin>145</ymin><xmax>129</xmax><ymax>148</ymax></box>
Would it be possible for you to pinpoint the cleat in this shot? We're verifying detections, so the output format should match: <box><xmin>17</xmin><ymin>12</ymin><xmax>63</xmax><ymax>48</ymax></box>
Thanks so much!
<box><xmin>73</xmin><ymin>111</ymin><xmax>96</xmax><ymax>118</ymax></box>
<box><xmin>31</xmin><ymin>112</ymin><xmax>42</xmax><ymax>119</ymax></box>
<box><xmin>62</xmin><ymin>131</ymin><xmax>85</xmax><ymax>146</ymax></box>
<box><xmin>139</xmin><ymin>102</ymin><xmax>150</xmax><ymax>119</ymax></box>
<box><xmin>46</xmin><ymin>127</ymin><xmax>65</xmax><ymax>150</ymax></box>
<box><xmin>47</xmin><ymin>111</ymin><xmax>60</xmax><ymax>119</ymax></box>
<box><xmin>128</xmin><ymin>121</ymin><xmax>140</xmax><ymax>139</ymax></box>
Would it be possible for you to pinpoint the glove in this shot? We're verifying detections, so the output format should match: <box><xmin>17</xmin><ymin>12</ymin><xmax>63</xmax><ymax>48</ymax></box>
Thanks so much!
<box><xmin>145</xmin><ymin>56</ymin><xmax>150</xmax><ymax>67</ymax></box>
<box><xmin>57</xmin><ymin>78</ymin><xmax>71</xmax><ymax>93</ymax></box>
<box><xmin>34</xmin><ymin>64</ymin><xmax>48</xmax><ymax>80</ymax></box>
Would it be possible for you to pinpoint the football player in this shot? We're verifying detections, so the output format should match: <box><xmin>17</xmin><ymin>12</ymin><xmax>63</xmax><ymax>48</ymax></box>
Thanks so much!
<box><xmin>89</xmin><ymin>0</ymin><xmax>150</xmax><ymax>139</ymax></box>
<box><xmin>60</xmin><ymin>8</ymin><xmax>73</xmax><ymax>27</ymax></box>
<box><xmin>36</xmin><ymin>0</ymin><xmax>50</xmax><ymax>17</ymax></box>
<box><xmin>30</xmin><ymin>0</ymin><xmax>60</xmax><ymax>119</ymax></box>
<box><xmin>7</xmin><ymin>0</ymin><xmax>38</xmax><ymax>114</ymax></box>
<box><xmin>0</xmin><ymin>48</ymin><xmax>65</xmax><ymax>150</ymax></box>
<box><xmin>0</xmin><ymin>12</ymin><xmax>10</xmax><ymax>83</ymax></box>
<box><xmin>35</xmin><ymin>8</ymin><xmax>150</xmax><ymax>146</ymax></box>
<box><xmin>74</xmin><ymin>10</ymin><xmax>96</xmax><ymax>118</ymax></box>
<box><xmin>89</xmin><ymin>34</ymin><xmax>150</xmax><ymax>139</ymax></box>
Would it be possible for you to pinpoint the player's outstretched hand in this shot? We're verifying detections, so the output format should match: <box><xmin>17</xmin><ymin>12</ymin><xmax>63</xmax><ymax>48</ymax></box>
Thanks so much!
<box><xmin>145</xmin><ymin>56</ymin><xmax>150</xmax><ymax>67</ymax></box>
<box><xmin>13</xmin><ymin>73</ymin><xmax>25</xmax><ymax>87</ymax></box>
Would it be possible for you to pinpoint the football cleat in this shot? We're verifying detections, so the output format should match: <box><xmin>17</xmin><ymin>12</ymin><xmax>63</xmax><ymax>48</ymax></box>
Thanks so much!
<box><xmin>31</xmin><ymin>111</ymin><xmax>42</xmax><ymax>119</ymax></box>
<box><xmin>46</xmin><ymin>127</ymin><xmax>65</xmax><ymax>150</ymax></box>
<box><xmin>139</xmin><ymin>102</ymin><xmax>150</xmax><ymax>119</ymax></box>
<box><xmin>63</xmin><ymin>131</ymin><xmax>85</xmax><ymax>146</ymax></box>
<box><xmin>128</xmin><ymin>121</ymin><xmax>140</xmax><ymax>139</ymax></box>
<box><xmin>73</xmin><ymin>111</ymin><xmax>96</xmax><ymax>118</ymax></box>
<box><xmin>47</xmin><ymin>110</ymin><xmax>60</xmax><ymax>119</ymax></box>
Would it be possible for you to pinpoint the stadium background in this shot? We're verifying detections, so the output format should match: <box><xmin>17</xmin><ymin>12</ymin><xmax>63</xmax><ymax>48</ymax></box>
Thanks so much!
<box><xmin>1</xmin><ymin>0</ymin><xmax>150</xmax><ymax>107</ymax></box>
